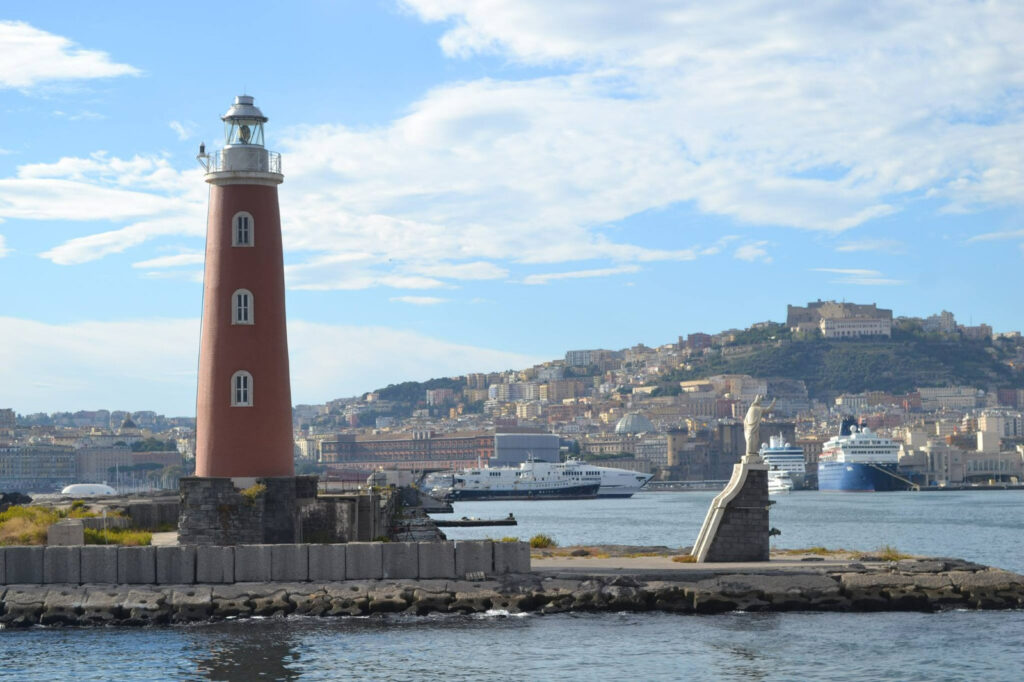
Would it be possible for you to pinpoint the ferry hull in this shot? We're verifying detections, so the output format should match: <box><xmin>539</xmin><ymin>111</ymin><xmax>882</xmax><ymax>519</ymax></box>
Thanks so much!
<box><xmin>818</xmin><ymin>462</ymin><xmax>912</xmax><ymax>492</ymax></box>
<box><xmin>446</xmin><ymin>482</ymin><xmax>601</xmax><ymax>501</ymax></box>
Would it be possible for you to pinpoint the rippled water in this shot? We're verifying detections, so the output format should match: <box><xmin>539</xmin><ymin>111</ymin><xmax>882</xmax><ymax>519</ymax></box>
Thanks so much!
<box><xmin>2</xmin><ymin>491</ymin><xmax>1022</xmax><ymax>680</ymax></box>
<box><xmin>435</xmin><ymin>489</ymin><xmax>1024</xmax><ymax>573</ymax></box>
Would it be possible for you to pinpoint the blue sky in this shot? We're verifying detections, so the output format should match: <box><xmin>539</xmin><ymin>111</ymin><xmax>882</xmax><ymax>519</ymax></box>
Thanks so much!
<box><xmin>1</xmin><ymin>1</ymin><xmax>1022</xmax><ymax>415</ymax></box>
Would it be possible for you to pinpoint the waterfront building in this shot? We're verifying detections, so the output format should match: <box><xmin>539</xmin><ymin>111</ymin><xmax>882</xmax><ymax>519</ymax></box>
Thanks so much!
<box><xmin>0</xmin><ymin>445</ymin><xmax>77</xmax><ymax>492</ymax></box>
<box><xmin>321</xmin><ymin>430</ymin><xmax>494</xmax><ymax>471</ymax></box>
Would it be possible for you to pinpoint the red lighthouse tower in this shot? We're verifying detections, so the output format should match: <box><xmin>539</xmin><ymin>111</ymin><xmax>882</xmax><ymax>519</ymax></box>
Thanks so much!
<box><xmin>195</xmin><ymin>95</ymin><xmax>293</xmax><ymax>479</ymax></box>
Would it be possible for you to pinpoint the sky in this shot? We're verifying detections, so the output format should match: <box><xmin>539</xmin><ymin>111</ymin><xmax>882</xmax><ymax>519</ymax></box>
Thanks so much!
<box><xmin>1</xmin><ymin>0</ymin><xmax>1022</xmax><ymax>416</ymax></box>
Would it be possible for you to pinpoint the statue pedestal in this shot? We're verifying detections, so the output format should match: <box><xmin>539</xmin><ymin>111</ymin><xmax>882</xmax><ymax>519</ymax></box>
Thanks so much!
<box><xmin>692</xmin><ymin>461</ymin><xmax>770</xmax><ymax>562</ymax></box>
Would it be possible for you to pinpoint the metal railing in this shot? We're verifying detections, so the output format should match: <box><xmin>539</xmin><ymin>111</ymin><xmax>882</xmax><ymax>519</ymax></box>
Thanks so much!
<box><xmin>200</xmin><ymin>149</ymin><xmax>282</xmax><ymax>174</ymax></box>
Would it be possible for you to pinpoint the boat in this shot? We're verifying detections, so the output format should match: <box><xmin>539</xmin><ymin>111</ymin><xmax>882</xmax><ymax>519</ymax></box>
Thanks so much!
<box><xmin>759</xmin><ymin>433</ymin><xmax>807</xmax><ymax>489</ymax></box>
<box><xmin>768</xmin><ymin>470</ymin><xmax>794</xmax><ymax>495</ymax></box>
<box><xmin>444</xmin><ymin>459</ymin><xmax>601</xmax><ymax>501</ymax></box>
<box><xmin>563</xmin><ymin>458</ymin><xmax>654</xmax><ymax>498</ymax></box>
<box><xmin>818</xmin><ymin>419</ymin><xmax>914</xmax><ymax>492</ymax></box>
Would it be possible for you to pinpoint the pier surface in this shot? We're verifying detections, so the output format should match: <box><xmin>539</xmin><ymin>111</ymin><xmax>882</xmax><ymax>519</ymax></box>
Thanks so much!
<box><xmin>2</xmin><ymin>553</ymin><xmax>1021</xmax><ymax>627</ymax></box>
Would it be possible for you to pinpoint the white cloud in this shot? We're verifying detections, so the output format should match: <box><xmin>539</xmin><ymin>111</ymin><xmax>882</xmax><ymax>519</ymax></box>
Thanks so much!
<box><xmin>389</xmin><ymin>296</ymin><xmax>449</xmax><ymax>305</ymax></box>
<box><xmin>522</xmin><ymin>265</ymin><xmax>639</xmax><ymax>285</ymax></box>
<box><xmin>0</xmin><ymin>234</ymin><xmax>9</xmax><ymax>257</ymax></box>
<box><xmin>0</xmin><ymin>21</ymin><xmax>139</xmax><ymax>89</ymax></box>
<box><xmin>835</xmin><ymin>239</ymin><xmax>905</xmax><ymax>254</ymax></box>
<box><xmin>0</xmin><ymin>316</ymin><xmax>540</xmax><ymax>414</ymax></box>
<box><xmin>966</xmin><ymin>229</ymin><xmax>1024</xmax><ymax>243</ymax></box>
<box><xmin>812</xmin><ymin>267</ymin><xmax>905</xmax><ymax>286</ymax></box>
<box><xmin>734</xmin><ymin>241</ymin><xmax>772</xmax><ymax>263</ymax></box>
<box><xmin>169</xmin><ymin>121</ymin><xmax>195</xmax><ymax>141</ymax></box>
<box><xmin>131</xmin><ymin>252</ymin><xmax>205</xmax><ymax>269</ymax></box>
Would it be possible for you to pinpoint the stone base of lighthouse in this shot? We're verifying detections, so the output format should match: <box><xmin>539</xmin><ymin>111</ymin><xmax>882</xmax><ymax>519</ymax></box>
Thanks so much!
<box><xmin>178</xmin><ymin>476</ymin><xmax>319</xmax><ymax>545</ymax></box>
<box><xmin>692</xmin><ymin>462</ymin><xmax>771</xmax><ymax>562</ymax></box>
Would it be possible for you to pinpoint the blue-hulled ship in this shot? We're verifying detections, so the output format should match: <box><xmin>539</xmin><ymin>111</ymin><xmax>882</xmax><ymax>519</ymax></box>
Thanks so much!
<box><xmin>818</xmin><ymin>419</ymin><xmax>914</xmax><ymax>492</ymax></box>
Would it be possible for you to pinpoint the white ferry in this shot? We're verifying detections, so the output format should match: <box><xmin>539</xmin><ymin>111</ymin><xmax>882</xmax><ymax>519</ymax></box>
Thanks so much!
<box><xmin>759</xmin><ymin>433</ymin><xmax>807</xmax><ymax>489</ymax></box>
<box><xmin>445</xmin><ymin>459</ymin><xmax>601</xmax><ymax>501</ymax></box>
<box><xmin>563</xmin><ymin>458</ymin><xmax>653</xmax><ymax>498</ymax></box>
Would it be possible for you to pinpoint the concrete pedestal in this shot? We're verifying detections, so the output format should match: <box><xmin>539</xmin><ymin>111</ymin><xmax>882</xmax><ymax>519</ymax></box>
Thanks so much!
<box><xmin>692</xmin><ymin>462</ymin><xmax>770</xmax><ymax>562</ymax></box>
<box><xmin>178</xmin><ymin>476</ymin><xmax>313</xmax><ymax>545</ymax></box>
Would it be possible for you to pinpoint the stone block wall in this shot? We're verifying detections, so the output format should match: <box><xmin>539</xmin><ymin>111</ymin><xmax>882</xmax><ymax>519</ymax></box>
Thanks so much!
<box><xmin>0</xmin><ymin>541</ymin><xmax>530</xmax><ymax>586</ymax></box>
<box><xmin>702</xmin><ymin>468</ymin><xmax>770</xmax><ymax>562</ymax></box>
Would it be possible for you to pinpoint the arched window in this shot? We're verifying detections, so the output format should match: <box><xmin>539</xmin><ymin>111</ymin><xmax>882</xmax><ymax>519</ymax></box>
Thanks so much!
<box><xmin>231</xmin><ymin>371</ymin><xmax>253</xmax><ymax>407</ymax></box>
<box><xmin>232</xmin><ymin>211</ymin><xmax>254</xmax><ymax>247</ymax></box>
<box><xmin>232</xmin><ymin>289</ymin><xmax>253</xmax><ymax>325</ymax></box>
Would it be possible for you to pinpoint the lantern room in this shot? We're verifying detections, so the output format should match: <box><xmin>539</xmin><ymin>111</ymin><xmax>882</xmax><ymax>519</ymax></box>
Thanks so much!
<box><xmin>222</xmin><ymin>94</ymin><xmax>267</xmax><ymax>147</ymax></box>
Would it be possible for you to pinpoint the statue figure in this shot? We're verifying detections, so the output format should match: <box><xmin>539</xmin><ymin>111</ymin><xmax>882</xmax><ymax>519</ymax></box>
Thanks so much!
<box><xmin>743</xmin><ymin>394</ymin><xmax>775</xmax><ymax>460</ymax></box>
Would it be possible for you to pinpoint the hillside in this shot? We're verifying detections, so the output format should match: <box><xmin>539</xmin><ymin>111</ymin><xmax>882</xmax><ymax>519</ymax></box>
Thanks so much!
<box><xmin>665</xmin><ymin>329</ymin><xmax>1023</xmax><ymax>398</ymax></box>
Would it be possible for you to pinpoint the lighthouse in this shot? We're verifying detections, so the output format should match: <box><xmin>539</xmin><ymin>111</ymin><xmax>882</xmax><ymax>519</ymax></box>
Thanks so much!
<box><xmin>194</xmin><ymin>95</ymin><xmax>293</xmax><ymax>480</ymax></box>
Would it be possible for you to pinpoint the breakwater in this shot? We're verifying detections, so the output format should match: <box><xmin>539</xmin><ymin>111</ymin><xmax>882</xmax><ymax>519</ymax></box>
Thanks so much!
<box><xmin>2</xmin><ymin>556</ymin><xmax>1022</xmax><ymax>627</ymax></box>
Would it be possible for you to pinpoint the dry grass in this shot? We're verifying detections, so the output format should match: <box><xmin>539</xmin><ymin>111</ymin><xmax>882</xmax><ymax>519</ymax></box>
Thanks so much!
<box><xmin>863</xmin><ymin>544</ymin><xmax>914</xmax><ymax>561</ymax></box>
<box><xmin>84</xmin><ymin>528</ymin><xmax>152</xmax><ymax>546</ymax></box>
<box><xmin>671</xmin><ymin>554</ymin><xmax>697</xmax><ymax>563</ymax></box>
<box><xmin>775</xmin><ymin>546</ymin><xmax>848</xmax><ymax>557</ymax></box>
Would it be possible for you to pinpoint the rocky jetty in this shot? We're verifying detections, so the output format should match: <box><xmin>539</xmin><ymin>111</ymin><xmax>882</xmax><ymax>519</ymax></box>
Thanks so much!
<box><xmin>1</xmin><ymin>558</ymin><xmax>1021</xmax><ymax>627</ymax></box>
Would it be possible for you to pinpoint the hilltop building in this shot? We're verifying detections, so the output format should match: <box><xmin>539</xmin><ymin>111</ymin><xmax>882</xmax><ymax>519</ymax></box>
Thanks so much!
<box><xmin>787</xmin><ymin>300</ymin><xmax>893</xmax><ymax>338</ymax></box>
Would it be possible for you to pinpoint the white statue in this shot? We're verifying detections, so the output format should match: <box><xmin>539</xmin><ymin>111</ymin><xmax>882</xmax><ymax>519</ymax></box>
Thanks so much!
<box><xmin>743</xmin><ymin>394</ymin><xmax>775</xmax><ymax>460</ymax></box>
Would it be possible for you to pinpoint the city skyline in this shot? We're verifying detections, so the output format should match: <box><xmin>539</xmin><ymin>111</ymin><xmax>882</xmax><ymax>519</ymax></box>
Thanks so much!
<box><xmin>1</xmin><ymin>2</ymin><xmax>1022</xmax><ymax>414</ymax></box>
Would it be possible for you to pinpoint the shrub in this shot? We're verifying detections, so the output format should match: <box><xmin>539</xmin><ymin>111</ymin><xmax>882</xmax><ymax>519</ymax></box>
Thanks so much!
<box><xmin>529</xmin><ymin>534</ymin><xmax>557</xmax><ymax>549</ymax></box>
<box><xmin>870</xmin><ymin>544</ymin><xmax>913</xmax><ymax>561</ymax></box>
<box><xmin>240</xmin><ymin>483</ymin><xmax>267</xmax><ymax>505</ymax></box>
<box><xmin>499</xmin><ymin>536</ymin><xmax>519</xmax><ymax>543</ymax></box>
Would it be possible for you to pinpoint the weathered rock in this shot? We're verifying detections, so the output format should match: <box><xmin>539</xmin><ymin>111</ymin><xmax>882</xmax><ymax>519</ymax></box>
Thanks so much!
<box><xmin>368</xmin><ymin>583</ymin><xmax>412</xmax><ymax>613</ymax></box>
<box><xmin>288</xmin><ymin>588</ymin><xmax>331</xmax><ymax>616</ymax></box>
<box><xmin>212</xmin><ymin>585</ymin><xmax>254</xmax><ymax>619</ymax></box>
<box><xmin>949</xmin><ymin>569</ymin><xmax>1024</xmax><ymax>609</ymax></box>
<box><xmin>251</xmin><ymin>588</ymin><xmax>294</xmax><ymax>617</ymax></box>
<box><xmin>1</xmin><ymin>586</ymin><xmax>47</xmax><ymax>627</ymax></box>
<box><xmin>170</xmin><ymin>587</ymin><xmax>213</xmax><ymax>622</ymax></box>
<box><xmin>41</xmin><ymin>588</ymin><xmax>85</xmax><ymax>625</ymax></box>
<box><xmin>81</xmin><ymin>588</ymin><xmax>129</xmax><ymax>625</ymax></box>
<box><xmin>325</xmin><ymin>582</ymin><xmax>371</xmax><ymax>616</ymax></box>
<box><xmin>646</xmin><ymin>581</ymin><xmax>694</xmax><ymax>613</ymax></box>
<box><xmin>123</xmin><ymin>589</ymin><xmax>171</xmax><ymax>626</ymax></box>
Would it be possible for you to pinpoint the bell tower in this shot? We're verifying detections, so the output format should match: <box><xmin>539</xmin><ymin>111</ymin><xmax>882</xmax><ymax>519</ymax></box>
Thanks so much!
<box><xmin>194</xmin><ymin>95</ymin><xmax>293</xmax><ymax>479</ymax></box>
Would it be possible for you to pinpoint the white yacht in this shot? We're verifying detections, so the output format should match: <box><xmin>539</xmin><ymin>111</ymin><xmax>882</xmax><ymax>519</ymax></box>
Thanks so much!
<box><xmin>767</xmin><ymin>470</ymin><xmax>794</xmax><ymax>495</ymax></box>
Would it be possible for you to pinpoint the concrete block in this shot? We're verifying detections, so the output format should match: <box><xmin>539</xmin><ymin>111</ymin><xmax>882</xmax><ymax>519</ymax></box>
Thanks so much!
<box><xmin>493</xmin><ymin>541</ymin><xmax>531</xmax><ymax>574</ymax></box>
<box><xmin>43</xmin><ymin>546</ymin><xmax>81</xmax><ymax>584</ymax></box>
<box><xmin>81</xmin><ymin>546</ymin><xmax>118</xmax><ymax>583</ymax></box>
<box><xmin>196</xmin><ymin>546</ymin><xmax>234</xmax><ymax>584</ymax></box>
<box><xmin>345</xmin><ymin>542</ymin><xmax>382</xmax><ymax>580</ymax></box>
<box><xmin>270</xmin><ymin>545</ymin><xmax>308</xmax><ymax>582</ymax></box>
<box><xmin>308</xmin><ymin>544</ymin><xmax>346</xmax><ymax>581</ymax></box>
<box><xmin>156</xmin><ymin>546</ymin><xmax>196</xmax><ymax>585</ymax></box>
<box><xmin>455</xmin><ymin>540</ymin><xmax>494</xmax><ymax>577</ymax></box>
<box><xmin>0</xmin><ymin>546</ymin><xmax>5</xmax><ymax>584</ymax></box>
<box><xmin>118</xmin><ymin>546</ymin><xmax>156</xmax><ymax>584</ymax></box>
<box><xmin>382</xmin><ymin>542</ymin><xmax>419</xmax><ymax>579</ymax></box>
<box><xmin>47</xmin><ymin>519</ymin><xmax>85</xmax><ymax>546</ymax></box>
<box><xmin>418</xmin><ymin>541</ymin><xmax>456</xmax><ymax>579</ymax></box>
<box><xmin>234</xmin><ymin>545</ymin><xmax>272</xmax><ymax>582</ymax></box>
<box><xmin>5</xmin><ymin>546</ymin><xmax>44</xmax><ymax>584</ymax></box>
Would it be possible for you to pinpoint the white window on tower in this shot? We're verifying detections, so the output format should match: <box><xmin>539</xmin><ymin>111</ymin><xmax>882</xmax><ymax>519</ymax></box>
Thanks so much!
<box><xmin>231</xmin><ymin>371</ymin><xmax>253</xmax><ymax>407</ymax></box>
<box><xmin>232</xmin><ymin>289</ymin><xmax>254</xmax><ymax>325</ymax></box>
<box><xmin>232</xmin><ymin>211</ymin><xmax>254</xmax><ymax>247</ymax></box>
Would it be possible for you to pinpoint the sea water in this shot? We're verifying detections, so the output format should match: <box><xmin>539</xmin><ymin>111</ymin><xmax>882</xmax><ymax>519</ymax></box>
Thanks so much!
<box><xmin>2</xmin><ymin>491</ymin><xmax>1023</xmax><ymax>681</ymax></box>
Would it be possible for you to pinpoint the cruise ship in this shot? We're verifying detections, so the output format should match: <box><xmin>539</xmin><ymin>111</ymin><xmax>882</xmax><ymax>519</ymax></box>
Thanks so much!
<box><xmin>443</xmin><ymin>459</ymin><xmax>602</xmax><ymax>501</ymax></box>
<box><xmin>768</xmin><ymin>470</ymin><xmax>794</xmax><ymax>495</ymax></box>
<box><xmin>563</xmin><ymin>459</ymin><xmax>653</xmax><ymax>498</ymax></box>
<box><xmin>818</xmin><ymin>419</ymin><xmax>914</xmax><ymax>492</ymax></box>
<box><xmin>759</xmin><ymin>434</ymin><xmax>807</xmax><ymax>489</ymax></box>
